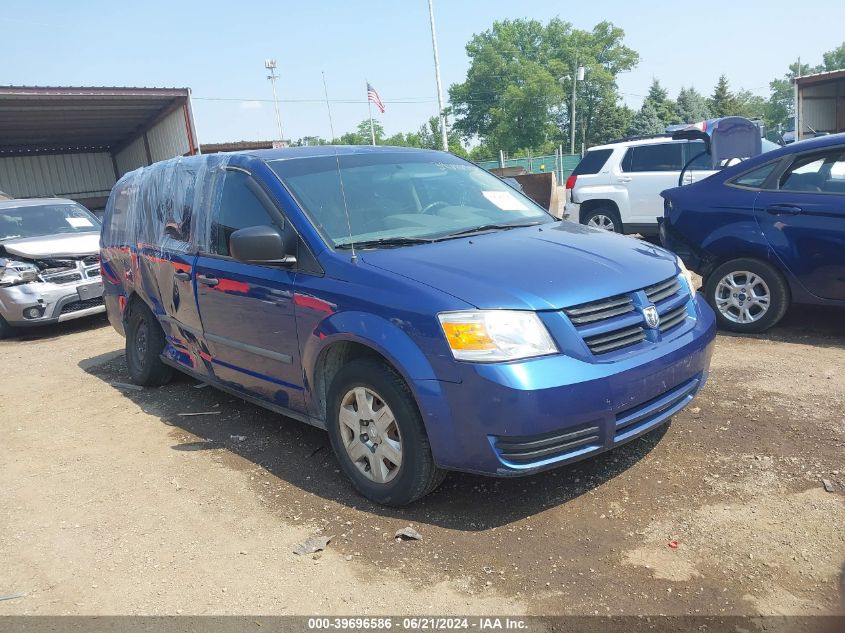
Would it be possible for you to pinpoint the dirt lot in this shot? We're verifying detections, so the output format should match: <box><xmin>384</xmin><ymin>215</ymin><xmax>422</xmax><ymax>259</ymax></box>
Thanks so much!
<box><xmin>1</xmin><ymin>305</ymin><xmax>843</xmax><ymax>616</ymax></box>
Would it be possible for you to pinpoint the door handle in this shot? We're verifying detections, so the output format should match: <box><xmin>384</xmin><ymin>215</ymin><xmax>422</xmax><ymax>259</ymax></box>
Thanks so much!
<box><xmin>197</xmin><ymin>274</ymin><xmax>219</xmax><ymax>287</ymax></box>
<box><xmin>173</xmin><ymin>271</ymin><xmax>191</xmax><ymax>281</ymax></box>
<box><xmin>766</xmin><ymin>204</ymin><xmax>802</xmax><ymax>215</ymax></box>
<box><xmin>618</xmin><ymin>177</ymin><xmax>632</xmax><ymax>183</ymax></box>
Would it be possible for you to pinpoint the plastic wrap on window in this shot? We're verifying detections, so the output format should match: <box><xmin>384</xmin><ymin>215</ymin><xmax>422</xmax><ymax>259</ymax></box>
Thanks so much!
<box><xmin>101</xmin><ymin>154</ymin><xmax>232</xmax><ymax>256</ymax></box>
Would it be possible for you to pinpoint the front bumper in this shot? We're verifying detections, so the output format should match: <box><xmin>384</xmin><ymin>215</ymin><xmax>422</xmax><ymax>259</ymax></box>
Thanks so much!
<box><xmin>0</xmin><ymin>279</ymin><xmax>105</xmax><ymax>327</ymax></box>
<box><xmin>417</xmin><ymin>296</ymin><xmax>716</xmax><ymax>476</ymax></box>
<box><xmin>564</xmin><ymin>201</ymin><xmax>581</xmax><ymax>223</ymax></box>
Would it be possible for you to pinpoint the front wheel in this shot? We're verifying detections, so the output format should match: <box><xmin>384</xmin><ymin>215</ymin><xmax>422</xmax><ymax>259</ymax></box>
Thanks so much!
<box><xmin>326</xmin><ymin>358</ymin><xmax>445</xmax><ymax>506</ymax></box>
<box><xmin>0</xmin><ymin>314</ymin><xmax>14</xmax><ymax>340</ymax></box>
<box><xmin>125</xmin><ymin>301</ymin><xmax>174</xmax><ymax>386</ymax></box>
<box><xmin>704</xmin><ymin>258</ymin><xmax>790</xmax><ymax>333</ymax></box>
<box><xmin>581</xmin><ymin>207</ymin><xmax>622</xmax><ymax>232</ymax></box>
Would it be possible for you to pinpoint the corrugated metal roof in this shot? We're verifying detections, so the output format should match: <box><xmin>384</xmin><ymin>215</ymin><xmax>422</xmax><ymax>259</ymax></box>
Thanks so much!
<box><xmin>0</xmin><ymin>86</ymin><xmax>191</xmax><ymax>155</ymax></box>
<box><xmin>794</xmin><ymin>69</ymin><xmax>845</xmax><ymax>86</ymax></box>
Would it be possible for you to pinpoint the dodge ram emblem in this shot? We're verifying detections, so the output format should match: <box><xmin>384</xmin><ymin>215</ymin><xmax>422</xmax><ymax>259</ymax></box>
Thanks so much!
<box><xmin>643</xmin><ymin>305</ymin><xmax>660</xmax><ymax>329</ymax></box>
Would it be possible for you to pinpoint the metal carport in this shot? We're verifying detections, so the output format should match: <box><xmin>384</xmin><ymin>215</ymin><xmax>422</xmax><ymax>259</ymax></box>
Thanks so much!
<box><xmin>0</xmin><ymin>86</ymin><xmax>199</xmax><ymax>211</ymax></box>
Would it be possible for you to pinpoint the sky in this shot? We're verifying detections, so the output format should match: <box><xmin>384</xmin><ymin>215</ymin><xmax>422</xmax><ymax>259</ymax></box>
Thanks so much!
<box><xmin>1</xmin><ymin>0</ymin><xmax>842</xmax><ymax>144</ymax></box>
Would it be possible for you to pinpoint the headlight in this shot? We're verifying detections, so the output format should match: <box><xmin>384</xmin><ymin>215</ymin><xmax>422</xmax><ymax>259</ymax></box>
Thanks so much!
<box><xmin>676</xmin><ymin>256</ymin><xmax>697</xmax><ymax>297</ymax></box>
<box><xmin>0</xmin><ymin>260</ymin><xmax>39</xmax><ymax>287</ymax></box>
<box><xmin>438</xmin><ymin>310</ymin><xmax>558</xmax><ymax>362</ymax></box>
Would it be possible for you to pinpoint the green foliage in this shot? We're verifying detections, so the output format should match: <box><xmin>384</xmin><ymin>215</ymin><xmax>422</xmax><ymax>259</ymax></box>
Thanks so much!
<box><xmin>449</xmin><ymin>18</ymin><xmax>638</xmax><ymax>153</ymax></box>
<box><xmin>676</xmin><ymin>86</ymin><xmax>711</xmax><ymax>123</ymax></box>
<box><xmin>332</xmin><ymin>117</ymin><xmax>468</xmax><ymax>157</ymax></box>
<box><xmin>709</xmin><ymin>74</ymin><xmax>741</xmax><ymax>118</ymax></box>
<box><xmin>822</xmin><ymin>42</ymin><xmax>845</xmax><ymax>71</ymax></box>
<box><xmin>628</xmin><ymin>101</ymin><xmax>664</xmax><ymax>136</ymax></box>
<box><xmin>644</xmin><ymin>79</ymin><xmax>679</xmax><ymax>125</ymax></box>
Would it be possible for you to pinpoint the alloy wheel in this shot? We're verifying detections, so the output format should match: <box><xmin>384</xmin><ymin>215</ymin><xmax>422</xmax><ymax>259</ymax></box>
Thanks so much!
<box><xmin>587</xmin><ymin>214</ymin><xmax>616</xmax><ymax>231</ymax></box>
<box><xmin>714</xmin><ymin>271</ymin><xmax>771</xmax><ymax>324</ymax></box>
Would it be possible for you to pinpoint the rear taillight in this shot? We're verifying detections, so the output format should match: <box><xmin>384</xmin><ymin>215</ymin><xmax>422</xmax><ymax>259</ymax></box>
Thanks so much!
<box><xmin>565</xmin><ymin>175</ymin><xmax>577</xmax><ymax>190</ymax></box>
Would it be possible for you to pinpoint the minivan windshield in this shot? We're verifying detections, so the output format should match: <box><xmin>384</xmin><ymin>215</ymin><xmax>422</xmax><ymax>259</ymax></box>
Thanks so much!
<box><xmin>0</xmin><ymin>203</ymin><xmax>101</xmax><ymax>241</ymax></box>
<box><xmin>269</xmin><ymin>152</ymin><xmax>552</xmax><ymax>247</ymax></box>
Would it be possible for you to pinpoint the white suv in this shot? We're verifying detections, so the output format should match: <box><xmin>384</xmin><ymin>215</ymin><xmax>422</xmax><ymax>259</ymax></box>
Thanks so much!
<box><xmin>564</xmin><ymin>136</ymin><xmax>712</xmax><ymax>235</ymax></box>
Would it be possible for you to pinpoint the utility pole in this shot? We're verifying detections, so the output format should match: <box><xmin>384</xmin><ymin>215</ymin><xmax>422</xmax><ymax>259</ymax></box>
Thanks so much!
<box><xmin>569</xmin><ymin>60</ymin><xmax>585</xmax><ymax>155</ymax></box>
<box><xmin>427</xmin><ymin>0</ymin><xmax>449</xmax><ymax>152</ymax></box>
<box><xmin>265</xmin><ymin>59</ymin><xmax>284</xmax><ymax>145</ymax></box>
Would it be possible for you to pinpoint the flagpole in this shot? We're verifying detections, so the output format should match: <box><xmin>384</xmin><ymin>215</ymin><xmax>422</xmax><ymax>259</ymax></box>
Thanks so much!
<box><xmin>428</xmin><ymin>0</ymin><xmax>449</xmax><ymax>152</ymax></box>
<box><xmin>365</xmin><ymin>80</ymin><xmax>376</xmax><ymax>146</ymax></box>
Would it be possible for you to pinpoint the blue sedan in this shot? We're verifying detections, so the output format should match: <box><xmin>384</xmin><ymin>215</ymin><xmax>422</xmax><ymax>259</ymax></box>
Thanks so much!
<box><xmin>661</xmin><ymin>133</ymin><xmax>845</xmax><ymax>333</ymax></box>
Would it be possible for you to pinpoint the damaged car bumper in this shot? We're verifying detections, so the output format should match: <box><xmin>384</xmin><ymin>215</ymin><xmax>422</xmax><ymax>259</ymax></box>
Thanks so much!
<box><xmin>0</xmin><ymin>260</ymin><xmax>104</xmax><ymax>327</ymax></box>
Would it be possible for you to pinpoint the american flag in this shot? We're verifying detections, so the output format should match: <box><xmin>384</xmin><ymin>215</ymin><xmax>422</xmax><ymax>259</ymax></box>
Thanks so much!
<box><xmin>367</xmin><ymin>82</ymin><xmax>385</xmax><ymax>113</ymax></box>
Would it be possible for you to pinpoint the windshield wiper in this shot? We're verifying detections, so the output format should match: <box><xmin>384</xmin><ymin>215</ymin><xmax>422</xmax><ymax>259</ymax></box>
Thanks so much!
<box><xmin>437</xmin><ymin>221</ymin><xmax>543</xmax><ymax>240</ymax></box>
<box><xmin>335</xmin><ymin>236</ymin><xmax>434</xmax><ymax>250</ymax></box>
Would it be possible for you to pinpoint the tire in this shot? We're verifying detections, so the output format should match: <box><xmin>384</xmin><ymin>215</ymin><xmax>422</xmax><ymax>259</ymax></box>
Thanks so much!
<box><xmin>0</xmin><ymin>316</ymin><xmax>15</xmax><ymax>341</ymax></box>
<box><xmin>581</xmin><ymin>207</ymin><xmax>622</xmax><ymax>233</ymax></box>
<box><xmin>326</xmin><ymin>358</ymin><xmax>446</xmax><ymax>506</ymax></box>
<box><xmin>125</xmin><ymin>300</ymin><xmax>174</xmax><ymax>386</ymax></box>
<box><xmin>0</xmin><ymin>314</ymin><xmax>14</xmax><ymax>340</ymax></box>
<box><xmin>704</xmin><ymin>258</ymin><xmax>790</xmax><ymax>333</ymax></box>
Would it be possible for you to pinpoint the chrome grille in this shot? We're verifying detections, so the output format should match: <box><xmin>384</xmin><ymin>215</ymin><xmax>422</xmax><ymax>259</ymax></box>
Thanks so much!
<box><xmin>583</xmin><ymin>324</ymin><xmax>646</xmax><ymax>354</ymax></box>
<box><xmin>645</xmin><ymin>277</ymin><xmax>681</xmax><ymax>303</ymax></box>
<box><xmin>563</xmin><ymin>294</ymin><xmax>634</xmax><ymax>324</ymax></box>
<box><xmin>659</xmin><ymin>305</ymin><xmax>687</xmax><ymax>332</ymax></box>
<box><xmin>564</xmin><ymin>275</ymin><xmax>689</xmax><ymax>356</ymax></box>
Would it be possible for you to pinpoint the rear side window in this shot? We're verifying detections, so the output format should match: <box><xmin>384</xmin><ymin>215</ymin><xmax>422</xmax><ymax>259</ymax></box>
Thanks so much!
<box><xmin>780</xmin><ymin>148</ymin><xmax>845</xmax><ymax>193</ymax></box>
<box><xmin>211</xmin><ymin>171</ymin><xmax>278</xmax><ymax>257</ymax></box>
<box><xmin>622</xmin><ymin>143</ymin><xmax>684</xmax><ymax>172</ymax></box>
<box><xmin>731</xmin><ymin>162</ymin><xmax>778</xmax><ymax>189</ymax></box>
<box><xmin>572</xmin><ymin>149</ymin><xmax>612</xmax><ymax>176</ymax></box>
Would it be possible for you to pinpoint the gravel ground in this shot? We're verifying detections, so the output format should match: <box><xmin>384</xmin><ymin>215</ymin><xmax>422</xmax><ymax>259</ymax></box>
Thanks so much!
<box><xmin>1</xmin><ymin>304</ymin><xmax>843</xmax><ymax>616</ymax></box>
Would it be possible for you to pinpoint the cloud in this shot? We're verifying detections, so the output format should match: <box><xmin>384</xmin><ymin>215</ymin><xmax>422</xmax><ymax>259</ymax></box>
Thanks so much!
<box><xmin>239</xmin><ymin>101</ymin><xmax>263</xmax><ymax>110</ymax></box>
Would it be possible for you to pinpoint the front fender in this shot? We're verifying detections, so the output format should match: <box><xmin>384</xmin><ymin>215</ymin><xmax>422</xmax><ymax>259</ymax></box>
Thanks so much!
<box><xmin>300</xmin><ymin>311</ymin><xmax>461</xmax><ymax>467</ymax></box>
<box><xmin>301</xmin><ymin>310</ymin><xmax>460</xmax><ymax>399</ymax></box>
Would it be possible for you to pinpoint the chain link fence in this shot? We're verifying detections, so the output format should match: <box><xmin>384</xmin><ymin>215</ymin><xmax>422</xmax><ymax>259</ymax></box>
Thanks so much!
<box><xmin>476</xmin><ymin>152</ymin><xmax>582</xmax><ymax>181</ymax></box>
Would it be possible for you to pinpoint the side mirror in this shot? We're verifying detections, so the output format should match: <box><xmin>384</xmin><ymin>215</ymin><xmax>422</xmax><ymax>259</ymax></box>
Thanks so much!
<box><xmin>229</xmin><ymin>225</ymin><xmax>296</xmax><ymax>265</ymax></box>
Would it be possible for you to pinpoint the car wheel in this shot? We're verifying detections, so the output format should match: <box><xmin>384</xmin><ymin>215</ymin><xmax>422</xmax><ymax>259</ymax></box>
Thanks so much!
<box><xmin>581</xmin><ymin>207</ymin><xmax>621</xmax><ymax>232</ymax></box>
<box><xmin>326</xmin><ymin>358</ymin><xmax>446</xmax><ymax>506</ymax></box>
<box><xmin>704</xmin><ymin>258</ymin><xmax>790</xmax><ymax>333</ymax></box>
<box><xmin>125</xmin><ymin>300</ymin><xmax>174</xmax><ymax>386</ymax></box>
<box><xmin>0</xmin><ymin>314</ymin><xmax>14</xmax><ymax>340</ymax></box>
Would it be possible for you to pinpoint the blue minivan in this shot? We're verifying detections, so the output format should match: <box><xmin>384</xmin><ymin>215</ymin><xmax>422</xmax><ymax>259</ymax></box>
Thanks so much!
<box><xmin>661</xmin><ymin>133</ymin><xmax>845</xmax><ymax>333</ymax></box>
<box><xmin>101</xmin><ymin>147</ymin><xmax>715</xmax><ymax>505</ymax></box>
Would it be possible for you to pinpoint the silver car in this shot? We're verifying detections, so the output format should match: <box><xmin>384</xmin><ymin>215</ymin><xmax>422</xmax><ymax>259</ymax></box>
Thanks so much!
<box><xmin>0</xmin><ymin>198</ymin><xmax>105</xmax><ymax>338</ymax></box>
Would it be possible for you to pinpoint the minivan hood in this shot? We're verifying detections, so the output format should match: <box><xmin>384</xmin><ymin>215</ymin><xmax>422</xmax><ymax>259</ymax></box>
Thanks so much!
<box><xmin>0</xmin><ymin>232</ymin><xmax>100</xmax><ymax>259</ymax></box>
<box><xmin>360</xmin><ymin>222</ymin><xmax>678</xmax><ymax>310</ymax></box>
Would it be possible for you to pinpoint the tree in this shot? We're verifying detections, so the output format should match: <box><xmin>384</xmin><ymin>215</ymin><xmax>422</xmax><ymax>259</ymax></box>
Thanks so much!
<box><xmin>590</xmin><ymin>98</ymin><xmax>633</xmax><ymax>145</ymax></box>
<box><xmin>291</xmin><ymin>135</ymin><xmax>329</xmax><ymax>147</ymax></box>
<box><xmin>643</xmin><ymin>79</ymin><xmax>679</xmax><ymax>126</ymax></box>
<box><xmin>822</xmin><ymin>42</ymin><xmax>845</xmax><ymax>71</ymax></box>
<box><xmin>676</xmin><ymin>86</ymin><xmax>711</xmax><ymax>123</ymax></box>
<box><xmin>449</xmin><ymin>18</ymin><xmax>638</xmax><ymax>153</ymax></box>
<box><xmin>709</xmin><ymin>75</ymin><xmax>741</xmax><ymax>117</ymax></box>
<box><xmin>628</xmin><ymin>101</ymin><xmax>664</xmax><ymax>136</ymax></box>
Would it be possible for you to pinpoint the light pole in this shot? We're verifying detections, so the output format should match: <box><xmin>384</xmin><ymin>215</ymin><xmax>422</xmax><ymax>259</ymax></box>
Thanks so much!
<box><xmin>560</xmin><ymin>62</ymin><xmax>585</xmax><ymax>155</ymax></box>
<box><xmin>265</xmin><ymin>59</ymin><xmax>285</xmax><ymax>145</ymax></box>
<box><xmin>427</xmin><ymin>0</ymin><xmax>449</xmax><ymax>152</ymax></box>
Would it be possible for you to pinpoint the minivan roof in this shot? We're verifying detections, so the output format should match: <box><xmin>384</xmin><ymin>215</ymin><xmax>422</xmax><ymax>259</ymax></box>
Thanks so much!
<box><xmin>0</xmin><ymin>197</ymin><xmax>78</xmax><ymax>210</ymax></box>
<box><xmin>241</xmin><ymin>145</ymin><xmax>446</xmax><ymax>161</ymax></box>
